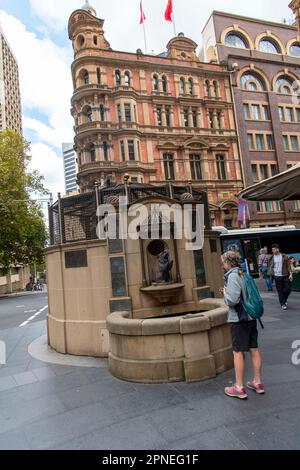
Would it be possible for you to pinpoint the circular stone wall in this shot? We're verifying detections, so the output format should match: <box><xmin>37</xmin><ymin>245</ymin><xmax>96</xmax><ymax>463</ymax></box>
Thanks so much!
<box><xmin>106</xmin><ymin>299</ymin><xmax>233</xmax><ymax>383</ymax></box>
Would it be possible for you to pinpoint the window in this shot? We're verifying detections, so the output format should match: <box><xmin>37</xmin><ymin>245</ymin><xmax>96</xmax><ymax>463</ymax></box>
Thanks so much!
<box><xmin>93</xmin><ymin>36</ymin><xmax>98</xmax><ymax>46</ymax></box>
<box><xmin>188</xmin><ymin>78</ymin><xmax>194</xmax><ymax>96</ymax></box>
<box><xmin>225</xmin><ymin>33</ymin><xmax>248</xmax><ymax>49</ymax></box>
<box><xmin>165</xmin><ymin>106</ymin><xmax>171</xmax><ymax>127</ymax></box>
<box><xmin>192</xmin><ymin>108</ymin><xmax>197</xmax><ymax>128</ymax></box>
<box><xmin>260</xmin><ymin>164</ymin><xmax>268</xmax><ymax>180</ymax></box>
<box><xmin>117</xmin><ymin>104</ymin><xmax>122</xmax><ymax>123</ymax></box>
<box><xmin>263</xmin><ymin>105</ymin><xmax>270</xmax><ymax>120</ymax></box>
<box><xmin>248</xmin><ymin>134</ymin><xmax>254</xmax><ymax>150</ymax></box>
<box><xmin>83</xmin><ymin>70</ymin><xmax>89</xmax><ymax>85</ymax></box>
<box><xmin>259</xmin><ymin>39</ymin><xmax>280</xmax><ymax>54</ymax></box>
<box><xmin>134</xmin><ymin>105</ymin><xmax>137</xmax><ymax>122</ymax></box>
<box><xmin>256</xmin><ymin>134</ymin><xmax>264</xmax><ymax>150</ymax></box>
<box><xmin>124</xmin><ymin>103</ymin><xmax>131</xmax><ymax>122</ymax></box>
<box><xmin>180</xmin><ymin>77</ymin><xmax>186</xmax><ymax>94</ymax></box>
<box><xmin>216</xmin><ymin>155</ymin><xmax>227</xmax><ymax>180</ymax></box>
<box><xmin>286</xmin><ymin>108</ymin><xmax>294</xmax><ymax>122</ymax></box>
<box><xmin>278</xmin><ymin>106</ymin><xmax>285</xmax><ymax>121</ymax></box>
<box><xmin>128</xmin><ymin>140</ymin><xmax>135</xmax><ymax>160</ymax></box>
<box><xmin>270</xmin><ymin>164</ymin><xmax>278</xmax><ymax>176</ymax></box>
<box><xmin>252</xmin><ymin>104</ymin><xmax>261</xmax><ymax>120</ymax></box>
<box><xmin>77</xmin><ymin>35</ymin><xmax>85</xmax><ymax>48</ymax></box>
<box><xmin>84</xmin><ymin>106</ymin><xmax>92</xmax><ymax>122</ymax></box>
<box><xmin>103</xmin><ymin>141</ymin><xmax>108</xmax><ymax>161</ymax></box>
<box><xmin>190</xmin><ymin>155</ymin><xmax>202</xmax><ymax>180</ymax></box>
<box><xmin>290</xmin><ymin>42</ymin><xmax>300</xmax><ymax>57</ymax></box>
<box><xmin>209</xmin><ymin>111</ymin><xmax>214</xmax><ymax>129</ymax></box>
<box><xmin>96</xmin><ymin>68</ymin><xmax>101</xmax><ymax>84</ymax></box>
<box><xmin>137</xmin><ymin>141</ymin><xmax>141</xmax><ymax>160</ymax></box>
<box><xmin>243</xmin><ymin>104</ymin><xmax>250</xmax><ymax>119</ymax></box>
<box><xmin>241</xmin><ymin>73</ymin><xmax>265</xmax><ymax>91</ymax></box>
<box><xmin>296</xmin><ymin>109</ymin><xmax>300</xmax><ymax>122</ymax></box>
<box><xmin>276</xmin><ymin>76</ymin><xmax>293</xmax><ymax>94</ymax></box>
<box><xmin>290</xmin><ymin>136</ymin><xmax>299</xmax><ymax>151</ymax></box>
<box><xmin>115</xmin><ymin>70</ymin><xmax>121</xmax><ymax>87</ymax></box>
<box><xmin>205</xmin><ymin>80</ymin><xmax>211</xmax><ymax>97</ymax></box>
<box><xmin>90</xmin><ymin>144</ymin><xmax>96</xmax><ymax>162</ymax></box>
<box><xmin>213</xmin><ymin>81</ymin><xmax>219</xmax><ymax>98</ymax></box>
<box><xmin>162</xmin><ymin>75</ymin><xmax>168</xmax><ymax>93</ymax></box>
<box><xmin>183</xmin><ymin>108</ymin><xmax>189</xmax><ymax>127</ymax></box>
<box><xmin>163</xmin><ymin>154</ymin><xmax>175</xmax><ymax>180</ymax></box>
<box><xmin>153</xmin><ymin>74</ymin><xmax>159</xmax><ymax>91</ymax></box>
<box><xmin>120</xmin><ymin>140</ymin><xmax>125</xmax><ymax>161</ymax></box>
<box><xmin>157</xmin><ymin>105</ymin><xmax>162</xmax><ymax>126</ymax></box>
<box><xmin>217</xmin><ymin>112</ymin><xmax>222</xmax><ymax>128</ymax></box>
<box><xmin>124</xmin><ymin>72</ymin><xmax>131</xmax><ymax>87</ymax></box>
<box><xmin>266</xmin><ymin>135</ymin><xmax>274</xmax><ymax>150</ymax></box>
<box><xmin>100</xmin><ymin>105</ymin><xmax>105</xmax><ymax>121</ymax></box>
<box><xmin>251</xmin><ymin>164</ymin><xmax>259</xmax><ymax>182</ymax></box>
<box><xmin>283</xmin><ymin>135</ymin><xmax>289</xmax><ymax>151</ymax></box>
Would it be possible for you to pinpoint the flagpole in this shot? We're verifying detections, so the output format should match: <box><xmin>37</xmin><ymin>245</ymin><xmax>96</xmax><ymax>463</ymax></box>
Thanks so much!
<box><xmin>172</xmin><ymin>1</ymin><xmax>177</xmax><ymax>36</ymax></box>
<box><xmin>143</xmin><ymin>21</ymin><xmax>148</xmax><ymax>54</ymax></box>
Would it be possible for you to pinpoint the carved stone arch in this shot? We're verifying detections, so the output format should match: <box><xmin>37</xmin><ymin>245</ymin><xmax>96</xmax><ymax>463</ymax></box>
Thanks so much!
<box><xmin>220</xmin><ymin>25</ymin><xmax>254</xmax><ymax>50</ymax></box>
<box><xmin>255</xmin><ymin>31</ymin><xmax>285</xmax><ymax>54</ymax></box>
<box><xmin>287</xmin><ymin>36</ymin><xmax>300</xmax><ymax>56</ymax></box>
<box><xmin>157</xmin><ymin>141</ymin><xmax>181</xmax><ymax>151</ymax></box>
<box><xmin>272</xmin><ymin>69</ymin><xmax>300</xmax><ymax>92</ymax></box>
<box><xmin>183</xmin><ymin>138</ymin><xmax>209</xmax><ymax>150</ymax></box>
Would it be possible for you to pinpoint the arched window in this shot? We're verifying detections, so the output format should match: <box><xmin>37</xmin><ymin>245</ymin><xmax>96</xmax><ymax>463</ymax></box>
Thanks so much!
<box><xmin>124</xmin><ymin>71</ymin><xmax>131</xmax><ymax>87</ymax></box>
<box><xmin>100</xmin><ymin>105</ymin><xmax>105</xmax><ymax>121</ymax></box>
<box><xmin>93</xmin><ymin>35</ymin><xmax>98</xmax><ymax>46</ymax></box>
<box><xmin>83</xmin><ymin>106</ymin><xmax>93</xmax><ymax>123</ymax></box>
<box><xmin>162</xmin><ymin>75</ymin><xmax>168</xmax><ymax>93</ymax></box>
<box><xmin>153</xmin><ymin>74</ymin><xmax>159</xmax><ymax>91</ymax></box>
<box><xmin>80</xmin><ymin>69</ymin><xmax>89</xmax><ymax>85</ymax></box>
<box><xmin>259</xmin><ymin>38</ymin><xmax>280</xmax><ymax>54</ymax></box>
<box><xmin>205</xmin><ymin>79</ymin><xmax>211</xmax><ymax>97</ymax></box>
<box><xmin>115</xmin><ymin>70</ymin><xmax>121</xmax><ymax>87</ymax></box>
<box><xmin>290</xmin><ymin>42</ymin><xmax>300</xmax><ymax>57</ymax></box>
<box><xmin>103</xmin><ymin>142</ymin><xmax>108</xmax><ymax>161</ymax></box>
<box><xmin>180</xmin><ymin>77</ymin><xmax>186</xmax><ymax>95</ymax></box>
<box><xmin>96</xmin><ymin>68</ymin><xmax>101</xmax><ymax>85</ymax></box>
<box><xmin>225</xmin><ymin>32</ymin><xmax>248</xmax><ymax>49</ymax></box>
<box><xmin>240</xmin><ymin>72</ymin><xmax>266</xmax><ymax>92</ymax></box>
<box><xmin>276</xmin><ymin>75</ymin><xmax>294</xmax><ymax>95</ymax></box>
<box><xmin>77</xmin><ymin>35</ymin><xmax>85</xmax><ymax>48</ymax></box>
<box><xmin>213</xmin><ymin>80</ymin><xmax>219</xmax><ymax>98</ymax></box>
<box><xmin>188</xmin><ymin>78</ymin><xmax>194</xmax><ymax>96</ymax></box>
<box><xmin>90</xmin><ymin>144</ymin><xmax>96</xmax><ymax>162</ymax></box>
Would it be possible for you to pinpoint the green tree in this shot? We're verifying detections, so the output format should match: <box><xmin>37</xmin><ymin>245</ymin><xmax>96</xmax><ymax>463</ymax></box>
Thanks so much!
<box><xmin>0</xmin><ymin>129</ymin><xmax>48</xmax><ymax>272</ymax></box>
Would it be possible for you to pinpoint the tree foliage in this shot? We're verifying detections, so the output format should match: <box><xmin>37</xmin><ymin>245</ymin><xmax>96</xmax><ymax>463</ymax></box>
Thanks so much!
<box><xmin>0</xmin><ymin>129</ymin><xmax>48</xmax><ymax>271</ymax></box>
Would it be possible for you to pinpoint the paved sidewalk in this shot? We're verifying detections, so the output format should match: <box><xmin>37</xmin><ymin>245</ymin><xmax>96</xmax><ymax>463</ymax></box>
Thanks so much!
<box><xmin>0</xmin><ymin>288</ymin><xmax>299</xmax><ymax>450</ymax></box>
<box><xmin>0</xmin><ymin>289</ymin><xmax>47</xmax><ymax>299</ymax></box>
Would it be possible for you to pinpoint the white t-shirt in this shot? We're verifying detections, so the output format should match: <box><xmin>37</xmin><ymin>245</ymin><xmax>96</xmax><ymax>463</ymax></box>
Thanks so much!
<box><xmin>273</xmin><ymin>254</ymin><xmax>283</xmax><ymax>277</ymax></box>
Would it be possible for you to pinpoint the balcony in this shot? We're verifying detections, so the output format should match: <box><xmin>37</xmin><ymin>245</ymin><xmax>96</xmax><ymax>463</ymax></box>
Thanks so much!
<box><xmin>78</xmin><ymin>160</ymin><xmax>157</xmax><ymax>176</ymax></box>
<box><xmin>75</xmin><ymin>120</ymin><xmax>116</xmax><ymax>136</ymax></box>
<box><xmin>72</xmin><ymin>84</ymin><xmax>110</xmax><ymax>102</ymax></box>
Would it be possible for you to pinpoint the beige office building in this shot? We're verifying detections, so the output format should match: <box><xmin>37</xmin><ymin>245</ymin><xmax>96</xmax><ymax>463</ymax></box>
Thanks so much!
<box><xmin>0</xmin><ymin>25</ymin><xmax>22</xmax><ymax>134</ymax></box>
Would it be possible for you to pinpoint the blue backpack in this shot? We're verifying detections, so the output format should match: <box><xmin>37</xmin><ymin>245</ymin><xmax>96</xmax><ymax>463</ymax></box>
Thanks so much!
<box><xmin>241</xmin><ymin>273</ymin><xmax>264</xmax><ymax>328</ymax></box>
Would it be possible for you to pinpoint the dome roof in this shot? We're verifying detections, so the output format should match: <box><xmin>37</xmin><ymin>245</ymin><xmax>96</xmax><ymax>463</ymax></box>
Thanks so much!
<box><xmin>81</xmin><ymin>1</ymin><xmax>97</xmax><ymax>16</ymax></box>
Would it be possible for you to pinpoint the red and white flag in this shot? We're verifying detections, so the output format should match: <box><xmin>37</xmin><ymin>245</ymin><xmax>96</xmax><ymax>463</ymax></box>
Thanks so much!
<box><xmin>164</xmin><ymin>0</ymin><xmax>173</xmax><ymax>22</ymax></box>
<box><xmin>140</xmin><ymin>0</ymin><xmax>146</xmax><ymax>24</ymax></box>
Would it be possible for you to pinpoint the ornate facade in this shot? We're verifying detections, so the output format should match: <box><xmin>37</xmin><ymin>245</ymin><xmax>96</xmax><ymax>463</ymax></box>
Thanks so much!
<box><xmin>68</xmin><ymin>3</ymin><xmax>243</xmax><ymax>227</ymax></box>
<box><xmin>202</xmin><ymin>11</ymin><xmax>300</xmax><ymax>227</ymax></box>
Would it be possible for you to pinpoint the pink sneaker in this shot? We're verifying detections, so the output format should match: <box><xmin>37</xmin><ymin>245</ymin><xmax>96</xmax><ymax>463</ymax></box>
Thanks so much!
<box><xmin>224</xmin><ymin>385</ymin><xmax>248</xmax><ymax>400</ymax></box>
<box><xmin>247</xmin><ymin>380</ymin><xmax>265</xmax><ymax>395</ymax></box>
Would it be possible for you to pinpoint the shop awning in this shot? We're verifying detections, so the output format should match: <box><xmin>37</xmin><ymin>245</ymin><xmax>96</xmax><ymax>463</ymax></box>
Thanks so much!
<box><xmin>238</xmin><ymin>163</ymin><xmax>300</xmax><ymax>201</ymax></box>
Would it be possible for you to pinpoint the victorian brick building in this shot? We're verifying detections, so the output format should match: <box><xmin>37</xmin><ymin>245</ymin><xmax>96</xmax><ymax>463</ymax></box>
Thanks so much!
<box><xmin>202</xmin><ymin>11</ymin><xmax>300</xmax><ymax>227</ymax></box>
<box><xmin>68</xmin><ymin>3</ymin><xmax>243</xmax><ymax>228</ymax></box>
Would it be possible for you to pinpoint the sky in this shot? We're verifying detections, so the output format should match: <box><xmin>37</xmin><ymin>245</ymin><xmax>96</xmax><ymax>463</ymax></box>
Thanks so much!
<box><xmin>0</xmin><ymin>0</ymin><xmax>293</xmax><ymax>198</ymax></box>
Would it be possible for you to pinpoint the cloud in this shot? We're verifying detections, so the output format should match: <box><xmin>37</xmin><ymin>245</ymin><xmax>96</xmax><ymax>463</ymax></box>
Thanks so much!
<box><xmin>29</xmin><ymin>143</ymin><xmax>65</xmax><ymax>197</ymax></box>
<box><xmin>0</xmin><ymin>10</ymin><xmax>74</xmax><ymax>148</ymax></box>
<box><xmin>29</xmin><ymin>0</ymin><xmax>83</xmax><ymax>32</ymax></box>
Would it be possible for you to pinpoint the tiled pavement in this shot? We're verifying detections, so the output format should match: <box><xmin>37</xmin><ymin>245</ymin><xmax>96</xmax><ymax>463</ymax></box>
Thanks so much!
<box><xmin>0</xmin><ymin>290</ymin><xmax>300</xmax><ymax>450</ymax></box>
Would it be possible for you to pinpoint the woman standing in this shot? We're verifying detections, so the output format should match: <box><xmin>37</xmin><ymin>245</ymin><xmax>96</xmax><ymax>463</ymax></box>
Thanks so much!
<box><xmin>222</xmin><ymin>251</ymin><xmax>265</xmax><ymax>400</ymax></box>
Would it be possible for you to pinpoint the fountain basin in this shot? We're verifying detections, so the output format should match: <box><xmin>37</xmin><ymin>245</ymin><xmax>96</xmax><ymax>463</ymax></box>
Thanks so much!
<box><xmin>107</xmin><ymin>298</ymin><xmax>233</xmax><ymax>383</ymax></box>
<box><xmin>140</xmin><ymin>283</ymin><xmax>185</xmax><ymax>304</ymax></box>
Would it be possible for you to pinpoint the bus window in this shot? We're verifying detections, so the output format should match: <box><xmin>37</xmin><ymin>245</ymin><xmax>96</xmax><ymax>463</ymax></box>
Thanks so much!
<box><xmin>243</xmin><ymin>239</ymin><xmax>260</xmax><ymax>276</ymax></box>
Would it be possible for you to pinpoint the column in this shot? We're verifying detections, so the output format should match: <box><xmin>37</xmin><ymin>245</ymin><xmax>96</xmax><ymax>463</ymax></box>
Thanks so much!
<box><xmin>188</xmin><ymin>108</ymin><xmax>194</xmax><ymax>128</ymax></box>
<box><xmin>213</xmin><ymin>111</ymin><xmax>218</xmax><ymax>129</ymax></box>
<box><xmin>161</xmin><ymin>106</ymin><xmax>167</xmax><ymax>127</ymax></box>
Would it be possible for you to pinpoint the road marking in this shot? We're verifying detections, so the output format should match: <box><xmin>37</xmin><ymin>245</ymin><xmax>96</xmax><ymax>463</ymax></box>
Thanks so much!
<box><xmin>19</xmin><ymin>305</ymin><xmax>48</xmax><ymax>327</ymax></box>
<box><xmin>16</xmin><ymin>305</ymin><xmax>25</xmax><ymax>308</ymax></box>
<box><xmin>24</xmin><ymin>310</ymin><xmax>37</xmax><ymax>314</ymax></box>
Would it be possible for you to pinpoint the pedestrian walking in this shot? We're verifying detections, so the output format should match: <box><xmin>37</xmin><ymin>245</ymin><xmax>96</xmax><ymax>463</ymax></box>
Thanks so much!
<box><xmin>268</xmin><ymin>244</ymin><xmax>292</xmax><ymax>310</ymax></box>
<box><xmin>258</xmin><ymin>247</ymin><xmax>273</xmax><ymax>291</ymax></box>
<box><xmin>222</xmin><ymin>251</ymin><xmax>264</xmax><ymax>400</ymax></box>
